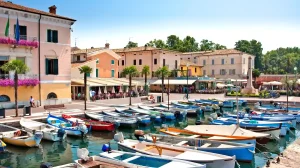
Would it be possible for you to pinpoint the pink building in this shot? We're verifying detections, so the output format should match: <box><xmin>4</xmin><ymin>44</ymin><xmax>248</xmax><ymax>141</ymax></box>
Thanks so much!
<box><xmin>0</xmin><ymin>1</ymin><xmax>75</xmax><ymax>105</ymax></box>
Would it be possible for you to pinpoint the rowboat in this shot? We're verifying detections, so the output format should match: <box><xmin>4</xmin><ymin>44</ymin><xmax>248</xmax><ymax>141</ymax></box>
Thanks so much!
<box><xmin>61</xmin><ymin>114</ymin><xmax>115</xmax><ymax>131</ymax></box>
<box><xmin>46</xmin><ymin>114</ymin><xmax>88</xmax><ymax>137</ymax></box>
<box><xmin>194</xmin><ymin>99</ymin><xmax>220</xmax><ymax>105</ymax></box>
<box><xmin>114</xmin><ymin>132</ymin><xmax>236</xmax><ymax>168</ymax></box>
<box><xmin>144</xmin><ymin>133</ymin><xmax>255</xmax><ymax>162</ymax></box>
<box><xmin>85</xmin><ymin>111</ymin><xmax>138</xmax><ymax>128</ymax></box>
<box><xmin>138</xmin><ymin>105</ymin><xmax>188</xmax><ymax>118</ymax></box>
<box><xmin>222</xmin><ymin>101</ymin><xmax>234</xmax><ymax>108</ymax></box>
<box><xmin>0</xmin><ymin>140</ymin><xmax>6</xmax><ymax>152</ymax></box>
<box><xmin>130</xmin><ymin>107</ymin><xmax>176</xmax><ymax>120</ymax></box>
<box><xmin>20</xmin><ymin>118</ymin><xmax>67</xmax><ymax>142</ymax></box>
<box><xmin>105</xmin><ymin>109</ymin><xmax>151</xmax><ymax>126</ymax></box>
<box><xmin>100</xmin><ymin>150</ymin><xmax>206</xmax><ymax>168</ymax></box>
<box><xmin>0</xmin><ymin>124</ymin><xmax>43</xmax><ymax>147</ymax></box>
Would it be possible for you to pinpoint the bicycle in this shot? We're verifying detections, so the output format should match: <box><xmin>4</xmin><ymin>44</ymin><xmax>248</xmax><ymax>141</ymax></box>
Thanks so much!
<box><xmin>183</xmin><ymin>94</ymin><xmax>190</xmax><ymax>100</ymax></box>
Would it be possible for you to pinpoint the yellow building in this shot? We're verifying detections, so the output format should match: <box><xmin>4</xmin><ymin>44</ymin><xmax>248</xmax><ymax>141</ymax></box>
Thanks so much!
<box><xmin>180</xmin><ymin>60</ymin><xmax>203</xmax><ymax>77</ymax></box>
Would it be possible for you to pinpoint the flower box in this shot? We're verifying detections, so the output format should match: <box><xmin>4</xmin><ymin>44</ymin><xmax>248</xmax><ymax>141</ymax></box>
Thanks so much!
<box><xmin>0</xmin><ymin>37</ymin><xmax>39</xmax><ymax>48</ymax></box>
<box><xmin>0</xmin><ymin>78</ymin><xmax>39</xmax><ymax>87</ymax></box>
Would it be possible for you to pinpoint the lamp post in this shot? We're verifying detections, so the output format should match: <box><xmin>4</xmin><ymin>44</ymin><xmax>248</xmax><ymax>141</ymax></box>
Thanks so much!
<box><xmin>186</xmin><ymin>63</ymin><xmax>190</xmax><ymax>99</ymax></box>
<box><xmin>286</xmin><ymin>75</ymin><xmax>289</xmax><ymax>112</ymax></box>
<box><xmin>294</xmin><ymin>67</ymin><xmax>298</xmax><ymax>79</ymax></box>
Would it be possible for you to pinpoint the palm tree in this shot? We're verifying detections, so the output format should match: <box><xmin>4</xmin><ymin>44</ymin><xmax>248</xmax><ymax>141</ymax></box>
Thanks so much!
<box><xmin>155</xmin><ymin>66</ymin><xmax>170</xmax><ymax>102</ymax></box>
<box><xmin>121</xmin><ymin>66</ymin><xmax>139</xmax><ymax>105</ymax></box>
<box><xmin>141</xmin><ymin>65</ymin><xmax>150</xmax><ymax>95</ymax></box>
<box><xmin>78</xmin><ymin>65</ymin><xmax>93</xmax><ymax>110</ymax></box>
<box><xmin>1</xmin><ymin>60</ymin><xmax>29</xmax><ymax>117</ymax></box>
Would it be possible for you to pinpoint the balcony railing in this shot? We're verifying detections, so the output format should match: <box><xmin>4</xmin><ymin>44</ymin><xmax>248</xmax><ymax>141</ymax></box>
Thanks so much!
<box><xmin>0</xmin><ymin>33</ymin><xmax>39</xmax><ymax>48</ymax></box>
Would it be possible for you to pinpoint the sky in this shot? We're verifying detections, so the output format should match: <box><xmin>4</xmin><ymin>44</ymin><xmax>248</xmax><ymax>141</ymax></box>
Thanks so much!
<box><xmin>11</xmin><ymin>0</ymin><xmax>300</xmax><ymax>53</ymax></box>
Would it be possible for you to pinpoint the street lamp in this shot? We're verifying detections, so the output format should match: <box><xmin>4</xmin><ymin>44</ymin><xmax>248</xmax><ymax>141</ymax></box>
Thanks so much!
<box><xmin>294</xmin><ymin>67</ymin><xmax>298</xmax><ymax>79</ymax></box>
<box><xmin>186</xmin><ymin>63</ymin><xmax>190</xmax><ymax>99</ymax></box>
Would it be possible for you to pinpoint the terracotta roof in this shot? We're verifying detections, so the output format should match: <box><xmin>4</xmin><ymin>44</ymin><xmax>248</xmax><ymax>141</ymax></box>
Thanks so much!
<box><xmin>181</xmin><ymin>51</ymin><xmax>212</xmax><ymax>55</ymax></box>
<box><xmin>112</xmin><ymin>46</ymin><xmax>159</xmax><ymax>53</ymax></box>
<box><xmin>203</xmin><ymin>49</ymin><xmax>243</xmax><ymax>56</ymax></box>
<box><xmin>0</xmin><ymin>1</ymin><xmax>75</xmax><ymax>21</ymax></box>
<box><xmin>71</xmin><ymin>60</ymin><xmax>96</xmax><ymax>68</ymax></box>
<box><xmin>88</xmin><ymin>49</ymin><xmax>121</xmax><ymax>60</ymax></box>
<box><xmin>71</xmin><ymin>48</ymin><xmax>104</xmax><ymax>54</ymax></box>
<box><xmin>180</xmin><ymin>60</ymin><xmax>202</xmax><ymax>67</ymax></box>
<box><xmin>71</xmin><ymin>47</ymin><xmax>80</xmax><ymax>52</ymax></box>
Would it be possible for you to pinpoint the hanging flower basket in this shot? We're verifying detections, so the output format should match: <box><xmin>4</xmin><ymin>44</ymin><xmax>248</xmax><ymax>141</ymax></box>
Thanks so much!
<box><xmin>0</xmin><ymin>78</ymin><xmax>40</xmax><ymax>87</ymax></box>
<box><xmin>0</xmin><ymin>37</ymin><xmax>39</xmax><ymax>48</ymax></box>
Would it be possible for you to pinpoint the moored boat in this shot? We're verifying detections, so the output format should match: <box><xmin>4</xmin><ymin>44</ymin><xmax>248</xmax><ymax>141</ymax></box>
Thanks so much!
<box><xmin>0</xmin><ymin>140</ymin><xmax>6</xmax><ymax>152</ymax></box>
<box><xmin>105</xmin><ymin>109</ymin><xmax>151</xmax><ymax>126</ymax></box>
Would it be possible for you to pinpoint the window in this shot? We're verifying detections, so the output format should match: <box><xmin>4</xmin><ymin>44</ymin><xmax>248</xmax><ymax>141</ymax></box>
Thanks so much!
<box><xmin>229</xmin><ymin>69</ymin><xmax>236</xmax><ymax>75</ymax></box>
<box><xmin>122</xmin><ymin>60</ymin><xmax>125</xmax><ymax>66</ymax></box>
<box><xmin>231</xmin><ymin>58</ymin><xmax>234</xmax><ymax>64</ymax></box>
<box><xmin>175</xmin><ymin>60</ymin><xmax>178</xmax><ymax>69</ymax></box>
<box><xmin>133</xmin><ymin>59</ymin><xmax>136</xmax><ymax>65</ymax></box>
<box><xmin>188</xmin><ymin>58</ymin><xmax>190</xmax><ymax>60</ymax></box>
<box><xmin>212</xmin><ymin>59</ymin><xmax>214</xmax><ymax>65</ymax></box>
<box><xmin>47</xmin><ymin>29</ymin><xmax>58</xmax><ymax>43</ymax></box>
<box><xmin>243</xmin><ymin>58</ymin><xmax>245</xmax><ymax>64</ymax></box>
<box><xmin>77</xmin><ymin>56</ymin><xmax>80</xmax><ymax>61</ymax></box>
<box><xmin>96</xmin><ymin>69</ymin><xmax>99</xmax><ymax>77</ymax></box>
<box><xmin>16</xmin><ymin>57</ymin><xmax>25</xmax><ymax>63</ymax></box>
<box><xmin>86</xmin><ymin>72</ymin><xmax>90</xmax><ymax>77</ymax></box>
<box><xmin>139</xmin><ymin>59</ymin><xmax>142</xmax><ymax>65</ymax></box>
<box><xmin>203</xmin><ymin>70</ymin><xmax>206</xmax><ymax>75</ymax></box>
<box><xmin>195</xmin><ymin>68</ymin><xmax>197</xmax><ymax>73</ymax></box>
<box><xmin>194</xmin><ymin>57</ymin><xmax>196</xmax><ymax>59</ymax></box>
<box><xmin>203</xmin><ymin>60</ymin><xmax>206</xmax><ymax>66</ymax></box>
<box><xmin>181</xmin><ymin>67</ymin><xmax>183</xmax><ymax>70</ymax></box>
<box><xmin>221</xmin><ymin>59</ymin><xmax>225</xmax><ymax>65</ymax></box>
<box><xmin>47</xmin><ymin>92</ymin><xmax>57</xmax><ymax>99</ymax></box>
<box><xmin>152</xmin><ymin>71</ymin><xmax>155</xmax><ymax>77</ymax></box>
<box><xmin>111</xmin><ymin>60</ymin><xmax>114</xmax><ymax>65</ymax></box>
<box><xmin>212</xmin><ymin>70</ymin><xmax>214</xmax><ymax>75</ymax></box>
<box><xmin>163</xmin><ymin>59</ymin><xmax>166</xmax><ymax>66</ymax></box>
<box><xmin>111</xmin><ymin>69</ymin><xmax>115</xmax><ymax>77</ymax></box>
<box><xmin>96</xmin><ymin>59</ymin><xmax>99</xmax><ymax>64</ymax></box>
<box><xmin>220</xmin><ymin>69</ymin><xmax>226</xmax><ymax>75</ymax></box>
<box><xmin>45</xmin><ymin>58</ymin><xmax>58</xmax><ymax>75</ymax></box>
<box><xmin>154</xmin><ymin>58</ymin><xmax>157</xmax><ymax>65</ymax></box>
<box><xmin>14</xmin><ymin>25</ymin><xmax>27</xmax><ymax>40</ymax></box>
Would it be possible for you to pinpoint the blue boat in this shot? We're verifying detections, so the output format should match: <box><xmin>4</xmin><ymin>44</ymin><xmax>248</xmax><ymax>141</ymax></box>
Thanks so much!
<box><xmin>222</xmin><ymin>100</ymin><xmax>234</xmax><ymax>108</ymax></box>
<box><xmin>104</xmin><ymin>109</ymin><xmax>151</xmax><ymax>126</ymax></box>
<box><xmin>171</xmin><ymin>102</ymin><xmax>200</xmax><ymax>109</ymax></box>
<box><xmin>0</xmin><ymin>140</ymin><xmax>6</xmax><ymax>152</ymax></box>
<box><xmin>194</xmin><ymin>99</ymin><xmax>220</xmax><ymax>105</ymax></box>
<box><xmin>228</xmin><ymin>99</ymin><xmax>247</xmax><ymax>106</ymax></box>
<box><xmin>46</xmin><ymin>114</ymin><xmax>88</xmax><ymax>137</ymax></box>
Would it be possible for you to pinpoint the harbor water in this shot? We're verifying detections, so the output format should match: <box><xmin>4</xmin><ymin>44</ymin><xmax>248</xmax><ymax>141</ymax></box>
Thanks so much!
<box><xmin>0</xmin><ymin>107</ymin><xmax>299</xmax><ymax>168</ymax></box>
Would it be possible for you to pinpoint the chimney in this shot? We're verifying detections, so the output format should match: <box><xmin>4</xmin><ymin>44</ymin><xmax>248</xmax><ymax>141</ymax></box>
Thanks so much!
<box><xmin>91</xmin><ymin>47</ymin><xmax>94</xmax><ymax>49</ymax></box>
<box><xmin>49</xmin><ymin>5</ymin><xmax>57</xmax><ymax>14</ymax></box>
<box><xmin>105</xmin><ymin>43</ymin><xmax>110</xmax><ymax>49</ymax></box>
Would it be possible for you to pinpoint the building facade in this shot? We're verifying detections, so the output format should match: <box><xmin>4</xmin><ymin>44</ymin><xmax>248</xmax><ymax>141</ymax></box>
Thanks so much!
<box><xmin>181</xmin><ymin>49</ymin><xmax>255</xmax><ymax>79</ymax></box>
<box><xmin>113</xmin><ymin>46</ymin><xmax>181</xmax><ymax>79</ymax></box>
<box><xmin>180</xmin><ymin>60</ymin><xmax>203</xmax><ymax>77</ymax></box>
<box><xmin>0</xmin><ymin>1</ymin><xmax>75</xmax><ymax>105</ymax></box>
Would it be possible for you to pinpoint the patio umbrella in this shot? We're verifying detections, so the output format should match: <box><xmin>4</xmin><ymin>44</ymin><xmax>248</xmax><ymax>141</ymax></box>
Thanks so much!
<box><xmin>140</xmin><ymin>85</ymin><xmax>143</xmax><ymax>91</ymax></box>
<box><xmin>104</xmin><ymin>86</ymin><xmax>107</xmax><ymax>94</ymax></box>
<box><xmin>226</xmin><ymin>84</ymin><xmax>234</xmax><ymax>87</ymax></box>
<box><xmin>125</xmin><ymin>86</ymin><xmax>129</xmax><ymax>93</ymax></box>
<box><xmin>269</xmin><ymin>81</ymin><xmax>282</xmax><ymax>85</ymax></box>
<box><xmin>111</xmin><ymin>86</ymin><xmax>115</xmax><ymax>93</ymax></box>
<box><xmin>119</xmin><ymin>86</ymin><xmax>123</xmax><ymax>93</ymax></box>
<box><xmin>98</xmin><ymin>86</ymin><xmax>102</xmax><ymax>94</ymax></box>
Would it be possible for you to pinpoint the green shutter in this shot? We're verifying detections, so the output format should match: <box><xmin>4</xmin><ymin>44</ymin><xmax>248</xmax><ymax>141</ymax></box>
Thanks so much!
<box><xmin>53</xmin><ymin>59</ymin><xmax>59</xmax><ymax>75</ymax></box>
<box><xmin>96</xmin><ymin>69</ymin><xmax>99</xmax><ymax>77</ymax></box>
<box><xmin>47</xmin><ymin>29</ymin><xmax>52</xmax><ymax>42</ymax></box>
<box><xmin>111</xmin><ymin>60</ymin><xmax>114</xmax><ymax>64</ymax></box>
<box><xmin>111</xmin><ymin>70</ymin><xmax>115</xmax><ymax>77</ymax></box>
<box><xmin>45</xmin><ymin>59</ymin><xmax>49</xmax><ymax>75</ymax></box>
<box><xmin>86</xmin><ymin>73</ymin><xmax>90</xmax><ymax>77</ymax></box>
<box><xmin>52</xmin><ymin>30</ymin><xmax>58</xmax><ymax>43</ymax></box>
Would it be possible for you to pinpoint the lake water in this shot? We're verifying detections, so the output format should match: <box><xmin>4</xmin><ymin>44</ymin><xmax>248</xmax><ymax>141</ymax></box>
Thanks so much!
<box><xmin>0</xmin><ymin>107</ymin><xmax>299</xmax><ymax>168</ymax></box>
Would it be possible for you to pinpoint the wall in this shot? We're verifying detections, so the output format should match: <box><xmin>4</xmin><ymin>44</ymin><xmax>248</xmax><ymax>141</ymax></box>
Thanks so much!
<box><xmin>72</xmin><ymin>53</ymin><xmax>86</xmax><ymax>62</ymax></box>
<box><xmin>71</xmin><ymin>60</ymin><xmax>97</xmax><ymax>78</ymax></box>
<box><xmin>180</xmin><ymin>65</ymin><xmax>202</xmax><ymax>77</ymax></box>
<box><xmin>40</xmin><ymin>83</ymin><xmax>71</xmax><ymax>105</ymax></box>
<box><xmin>0</xmin><ymin>86</ymin><xmax>39</xmax><ymax>102</ymax></box>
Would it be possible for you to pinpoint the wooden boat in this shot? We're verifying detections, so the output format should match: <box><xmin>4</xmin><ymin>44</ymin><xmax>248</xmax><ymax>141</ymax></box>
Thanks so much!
<box><xmin>0</xmin><ymin>140</ymin><xmax>6</xmax><ymax>152</ymax></box>
<box><xmin>61</xmin><ymin>114</ymin><xmax>115</xmax><ymax>131</ymax></box>
<box><xmin>20</xmin><ymin>118</ymin><xmax>67</xmax><ymax>142</ymax></box>
<box><xmin>144</xmin><ymin>133</ymin><xmax>255</xmax><ymax>162</ymax></box>
<box><xmin>100</xmin><ymin>150</ymin><xmax>206</xmax><ymax>168</ymax></box>
<box><xmin>114</xmin><ymin>132</ymin><xmax>236</xmax><ymax>168</ymax></box>
<box><xmin>130</xmin><ymin>107</ymin><xmax>176</xmax><ymax>120</ymax></box>
<box><xmin>0</xmin><ymin>124</ymin><xmax>43</xmax><ymax>147</ymax></box>
<box><xmin>184</xmin><ymin>125</ymin><xmax>271</xmax><ymax>144</ymax></box>
<box><xmin>46</xmin><ymin>114</ymin><xmax>88</xmax><ymax>137</ymax></box>
<box><xmin>85</xmin><ymin>111</ymin><xmax>137</xmax><ymax>128</ymax></box>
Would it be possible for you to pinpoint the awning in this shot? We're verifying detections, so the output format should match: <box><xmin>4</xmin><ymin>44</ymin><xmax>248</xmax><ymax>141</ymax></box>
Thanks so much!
<box><xmin>216</xmin><ymin>83</ymin><xmax>225</xmax><ymax>88</ymax></box>
<box><xmin>151</xmin><ymin>79</ymin><xmax>196</xmax><ymax>85</ymax></box>
<box><xmin>71</xmin><ymin>78</ymin><xmax>142</xmax><ymax>87</ymax></box>
<box><xmin>263</xmin><ymin>81</ymin><xmax>282</xmax><ymax>86</ymax></box>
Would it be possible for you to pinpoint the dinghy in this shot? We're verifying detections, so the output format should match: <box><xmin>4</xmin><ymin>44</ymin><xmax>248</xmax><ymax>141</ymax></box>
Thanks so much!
<box><xmin>85</xmin><ymin>111</ymin><xmax>137</xmax><ymax>128</ymax></box>
<box><xmin>144</xmin><ymin>133</ymin><xmax>255</xmax><ymax>162</ymax></box>
<box><xmin>114</xmin><ymin>132</ymin><xmax>236</xmax><ymax>168</ymax></box>
<box><xmin>46</xmin><ymin>114</ymin><xmax>88</xmax><ymax>137</ymax></box>
<box><xmin>0</xmin><ymin>124</ymin><xmax>43</xmax><ymax>147</ymax></box>
<box><xmin>20</xmin><ymin>118</ymin><xmax>66</xmax><ymax>141</ymax></box>
<box><xmin>130</xmin><ymin>107</ymin><xmax>176</xmax><ymax>120</ymax></box>
<box><xmin>105</xmin><ymin>110</ymin><xmax>151</xmax><ymax>126</ymax></box>
<box><xmin>100</xmin><ymin>150</ymin><xmax>206</xmax><ymax>168</ymax></box>
<box><xmin>61</xmin><ymin>114</ymin><xmax>115</xmax><ymax>131</ymax></box>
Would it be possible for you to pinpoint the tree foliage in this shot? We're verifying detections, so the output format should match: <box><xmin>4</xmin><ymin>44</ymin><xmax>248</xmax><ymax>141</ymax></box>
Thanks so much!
<box><xmin>78</xmin><ymin>65</ymin><xmax>92</xmax><ymax>110</ymax></box>
<box><xmin>121</xmin><ymin>66</ymin><xmax>139</xmax><ymax>105</ymax></box>
<box><xmin>125</xmin><ymin>41</ymin><xmax>138</xmax><ymax>48</ymax></box>
<box><xmin>235</xmin><ymin>39</ymin><xmax>263</xmax><ymax>70</ymax></box>
<box><xmin>252</xmin><ymin>69</ymin><xmax>261</xmax><ymax>80</ymax></box>
<box><xmin>146</xmin><ymin>39</ymin><xmax>167</xmax><ymax>48</ymax></box>
<box><xmin>78</xmin><ymin>65</ymin><xmax>93</xmax><ymax>74</ymax></box>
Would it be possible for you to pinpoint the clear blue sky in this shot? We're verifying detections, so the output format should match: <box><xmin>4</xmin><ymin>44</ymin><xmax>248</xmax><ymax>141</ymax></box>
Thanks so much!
<box><xmin>11</xmin><ymin>0</ymin><xmax>300</xmax><ymax>52</ymax></box>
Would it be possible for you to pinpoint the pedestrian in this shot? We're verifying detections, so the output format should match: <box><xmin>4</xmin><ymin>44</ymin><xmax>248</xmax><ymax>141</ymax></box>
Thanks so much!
<box><xmin>30</xmin><ymin>96</ymin><xmax>36</xmax><ymax>108</ymax></box>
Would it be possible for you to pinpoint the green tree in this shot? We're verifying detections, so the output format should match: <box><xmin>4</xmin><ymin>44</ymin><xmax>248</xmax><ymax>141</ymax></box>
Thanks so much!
<box><xmin>214</xmin><ymin>43</ymin><xmax>227</xmax><ymax>50</ymax></box>
<box><xmin>155</xmin><ymin>66</ymin><xmax>170</xmax><ymax>102</ymax></box>
<box><xmin>199</xmin><ymin>39</ymin><xmax>215</xmax><ymax>51</ymax></box>
<box><xmin>235</xmin><ymin>39</ymin><xmax>263</xmax><ymax>70</ymax></box>
<box><xmin>1</xmin><ymin>60</ymin><xmax>29</xmax><ymax>116</ymax></box>
<box><xmin>252</xmin><ymin>69</ymin><xmax>261</xmax><ymax>82</ymax></box>
<box><xmin>166</xmin><ymin>35</ymin><xmax>182</xmax><ymax>50</ymax></box>
<box><xmin>125</xmin><ymin>41</ymin><xmax>138</xmax><ymax>48</ymax></box>
<box><xmin>146</xmin><ymin>39</ymin><xmax>167</xmax><ymax>48</ymax></box>
<box><xmin>121</xmin><ymin>66</ymin><xmax>139</xmax><ymax>105</ymax></box>
<box><xmin>141</xmin><ymin>65</ymin><xmax>150</xmax><ymax>95</ymax></box>
<box><xmin>78</xmin><ymin>65</ymin><xmax>93</xmax><ymax>110</ymax></box>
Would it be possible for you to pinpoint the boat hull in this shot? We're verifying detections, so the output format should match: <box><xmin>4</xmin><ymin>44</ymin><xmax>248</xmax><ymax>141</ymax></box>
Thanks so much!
<box><xmin>2</xmin><ymin>136</ymin><xmax>41</xmax><ymax>147</ymax></box>
<box><xmin>42</xmin><ymin>132</ymin><xmax>67</xmax><ymax>141</ymax></box>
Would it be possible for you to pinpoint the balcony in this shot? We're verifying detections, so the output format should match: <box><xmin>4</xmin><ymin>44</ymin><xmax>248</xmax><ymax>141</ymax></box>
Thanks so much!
<box><xmin>0</xmin><ymin>33</ymin><xmax>39</xmax><ymax>49</ymax></box>
<box><xmin>0</xmin><ymin>74</ymin><xmax>39</xmax><ymax>87</ymax></box>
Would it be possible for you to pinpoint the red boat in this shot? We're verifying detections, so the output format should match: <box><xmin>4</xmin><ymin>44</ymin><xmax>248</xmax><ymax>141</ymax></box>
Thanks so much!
<box><xmin>62</xmin><ymin>114</ymin><xmax>115</xmax><ymax>131</ymax></box>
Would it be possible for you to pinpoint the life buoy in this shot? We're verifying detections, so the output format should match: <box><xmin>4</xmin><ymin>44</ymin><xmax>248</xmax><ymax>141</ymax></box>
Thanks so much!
<box><xmin>14</xmin><ymin>130</ymin><xmax>21</xmax><ymax>137</ymax></box>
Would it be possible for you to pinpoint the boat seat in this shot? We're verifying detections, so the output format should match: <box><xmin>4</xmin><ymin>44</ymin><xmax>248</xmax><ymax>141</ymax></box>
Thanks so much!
<box><xmin>14</xmin><ymin>136</ymin><xmax>29</xmax><ymax>139</ymax></box>
<box><xmin>176</xmin><ymin>141</ymin><xmax>188</xmax><ymax>146</ymax></box>
<box><xmin>188</xmin><ymin>135</ymin><xmax>199</xmax><ymax>138</ymax></box>
<box><xmin>143</xmin><ymin>145</ymin><xmax>156</xmax><ymax>151</ymax></box>
<box><xmin>122</xmin><ymin>156</ymin><xmax>140</xmax><ymax>163</ymax></box>
<box><xmin>201</xmin><ymin>143</ymin><xmax>212</xmax><ymax>147</ymax></box>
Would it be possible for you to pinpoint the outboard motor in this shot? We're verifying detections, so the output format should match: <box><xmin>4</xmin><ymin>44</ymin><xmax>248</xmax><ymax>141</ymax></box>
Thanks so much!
<box><xmin>40</xmin><ymin>163</ymin><xmax>52</xmax><ymax>168</ymax></box>
<box><xmin>57</xmin><ymin>128</ymin><xmax>66</xmax><ymax>138</ymax></box>
<box><xmin>245</xmin><ymin>107</ymin><xmax>251</xmax><ymax>113</ymax></box>
<box><xmin>78</xmin><ymin>124</ymin><xmax>88</xmax><ymax>137</ymax></box>
<box><xmin>217</xmin><ymin>112</ymin><xmax>222</xmax><ymax>117</ymax></box>
<box><xmin>134</xmin><ymin>130</ymin><xmax>145</xmax><ymax>141</ymax></box>
<box><xmin>160</xmin><ymin>113</ymin><xmax>166</xmax><ymax>121</ymax></box>
<box><xmin>274</xmin><ymin>102</ymin><xmax>278</xmax><ymax>108</ymax></box>
<box><xmin>259</xmin><ymin>101</ymin><xmax>262</xmax><ymax>106</ymax></box>
<box><xmin>102</xmin><ymin>143</ymin><xmax>112</xmax><ymax>153</ymax></box>
<box><xmin>219</xmin><ymin>104</ymin><xmax>223</xmax><ymax>113</ymax></box>
<box><xmin>195</xmin><ymin>120</ymin><xmax>202</xmax><ymax>125</ymax></box>
<box><xmin>207</xmin><ymin>117</ymin><xmax>213</xmax><ymax>122</ymax></box>
<box><xmin>174</xmin><ymin>111</ymin><xmax>181</xmax><ymax>119</ymax></box>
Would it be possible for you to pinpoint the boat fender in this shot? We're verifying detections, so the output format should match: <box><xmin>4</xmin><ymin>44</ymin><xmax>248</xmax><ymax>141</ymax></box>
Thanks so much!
<box><xmin>102</xmin><ymin>144</ymin><xmax>112</xmax><ymax>153</ymax></box>
<box><xmin>34</xmin><ymin>132</ymin><xmax>43</xmax><ymax>140</ymax></box>
<box><xmin>78</xmin><ymin>124</ymin><xmax>88</xmax><ymax>134</ymax></box>
<box><xmin>40</xmin><ymin>162</ymin><xmax>52</xmax><ymax>168</ymax></box>
<box><xmin>14</xmin><ymin>130</ymin><xmax>21</xmax><ymax>137</ymax></box>
<box><xmin>114</xmin><ymin>132</ymin><xmax>124</xmax><ymax>142</ymax></box>
<box><xmin>57</xmin><ymin>128</ymin><xmax>66</xmax><ymax>137</ymax></box>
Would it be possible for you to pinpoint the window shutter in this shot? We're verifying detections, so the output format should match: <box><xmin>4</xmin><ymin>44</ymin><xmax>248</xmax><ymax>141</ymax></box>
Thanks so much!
<box><xmin>96</xmin><ymin>69</ymin><xmax>99</xmax><ymax>77</ymax></box>
<box><xmin>45</xmin><ymin>59</ymin><xmax>49</xmax><ymax>75</ymax></box>
<box><xmin>52</xmin><ymin>30</ymin><xmax>58</xmax><ymax>43</ymax></box>
<box><xmin>47</xmin><ymin>29</ymin><xmax>52</xmax><ymax>42</ymax></box>
<box><xmin>53</xmin><ymin>59</ymin><xmax>59</xmax><ymax>75</ymax></box>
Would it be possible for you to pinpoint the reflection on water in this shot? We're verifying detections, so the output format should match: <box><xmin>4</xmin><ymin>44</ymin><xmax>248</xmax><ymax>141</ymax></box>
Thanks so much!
<box><xmin>0</xmin><ymin>108</ymin><xmax>299</xmax><ymax>168</ymax></box>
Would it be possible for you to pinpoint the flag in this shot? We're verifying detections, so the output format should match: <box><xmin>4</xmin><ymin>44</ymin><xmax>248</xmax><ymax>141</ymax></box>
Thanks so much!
<box><xmin>4</xmin><ymin>16</ymin><xmax>9</xmax><ymax>37</ymax></box>
<box><xmin>15</xmin><ymin>17</ymin><xmax>20</xmax><ymax>43</ymax></box>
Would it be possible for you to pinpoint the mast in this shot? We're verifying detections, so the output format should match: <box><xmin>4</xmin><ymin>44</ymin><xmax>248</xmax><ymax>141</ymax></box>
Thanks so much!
<box><xmin>236</xmin><ymin>79</ymin><xmax>239</xmax><ymax>127</ymax></box>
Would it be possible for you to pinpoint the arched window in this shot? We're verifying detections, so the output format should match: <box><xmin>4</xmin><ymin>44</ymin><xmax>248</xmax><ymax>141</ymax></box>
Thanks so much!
<box><xmin>47</xmin><ymin>92</ymin><xmax>57</xmax><ymax>99</ymax></box>
<box><xmin>0</xmin><ymin>95</ymin><xmax>10</xmax><ymax>102</ymax></box>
